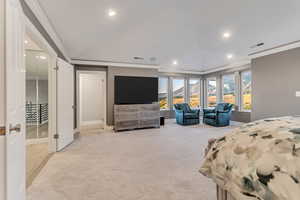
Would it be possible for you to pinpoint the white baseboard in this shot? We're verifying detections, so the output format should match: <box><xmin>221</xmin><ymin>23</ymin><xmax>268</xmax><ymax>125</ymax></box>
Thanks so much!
<box><xmin>80</xmin><ymin>120</ymin><xmax>103</xmax><ymax>126</ymax></box>
<box><xmin>104</xmin><ymin>125</ymin><xmax>114</xmax><ymax>131</ymax></box>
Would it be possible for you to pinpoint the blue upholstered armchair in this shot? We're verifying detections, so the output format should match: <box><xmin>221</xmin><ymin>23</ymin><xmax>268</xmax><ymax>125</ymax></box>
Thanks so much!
<box><xmin>174</xmin><ymin>103</ymin><xmax>200</xmax><ymax>125</ymax></box>
<box><xmin>203</xmin><ymin>103</ymin><xmax>233</xmax><ymax>127</ymax></box>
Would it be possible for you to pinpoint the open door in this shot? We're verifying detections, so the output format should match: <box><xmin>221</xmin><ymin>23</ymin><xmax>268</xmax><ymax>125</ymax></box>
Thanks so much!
<box><xmin>56</xmin><ymin>58</ymin><xmax>74</xmax><ymax>151</ymax></box>
<box><xmin>5</xmin><ymin>0</ymin><xmax>26</xmax><ymax>199</ymax></box>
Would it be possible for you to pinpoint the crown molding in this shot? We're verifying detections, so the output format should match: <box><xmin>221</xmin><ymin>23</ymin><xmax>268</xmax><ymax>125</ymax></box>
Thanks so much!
<box><xmin>158</xmin><ymin>68</ymin><xmax>204</xmax><ymax>75</ymax></box>
<box><xmin>71</xmin><ymin>59</ymin><xmax>160</xmax><ymax>69</ymax></box>
<box><xmin>72</xmin><ymin>58</ymin><xmax>252</xmax><ymax>75</ymax></box>
<box><xmin>202</xmin><ymin>59</ymin><xmax>251</xmax><ymax>74</ymax></box>
<box><xmin>24</xmin><ymin>0</ymin><xmax>70</xmax><ymax>62</ymax></box>
<box><xmin>249</xmin><ymin>39</ymin><xmax>300</xmax><ymax>59</ymax></box>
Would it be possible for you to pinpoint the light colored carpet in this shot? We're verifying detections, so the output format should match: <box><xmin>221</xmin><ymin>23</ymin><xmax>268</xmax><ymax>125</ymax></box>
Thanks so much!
<box><xmin>27</xmin><ymin>120</ymin><xmax>242</xmax><ymax>200</ymax></box>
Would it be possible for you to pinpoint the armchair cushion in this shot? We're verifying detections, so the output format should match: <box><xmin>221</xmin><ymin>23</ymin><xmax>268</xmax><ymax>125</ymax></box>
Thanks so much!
<box><xmin>216</xmin><ymin>103</ymin><xmax>227</xmax><ymax>112</ymax></box>
<box><xmin>174</xmin><ymin>104</ymin><xmax>181</xmax><ymax>110</ymax></box>
<box><xmin>203</xmin><ymin>108</ymin><xmax>216</xmax><ymax>114</ymax></box>
<box><xmin>181</xmin><ymin>103</ymin><xmax>192</xmax><ymax>113</ymax></box>
<box><xmin>204</xmin><ymin>113</ymin><xmax>217</xmax><ymax>119</ymax></box>
<box><xmin>184</xmin><ymin>113</ymin><xmax>199</xmax><ymax>119</ymax></box>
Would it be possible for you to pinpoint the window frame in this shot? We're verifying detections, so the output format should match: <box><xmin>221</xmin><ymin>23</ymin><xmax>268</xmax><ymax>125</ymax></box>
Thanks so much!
<box><xmin>188</xmin><ymin>78</ymin><xmax>201</xmax><ymax>108</ymax></box>
<box><xmin>158</xmin><ymin>76</ymin><xmax>169</xmax><ymax>110</ymax></box>
<box><xmin>172</xmin><ymin>77</ymin><xmax>185</xmax><ymax>107</ymax></box>
<box><xmin>240</xmin><ymin>70</ymin><xmax>252</xmax><ymax>112</ymax></box>
<box><xmin>206</xmin><ymin>77</ymin><xmax>217</xmax><ymax>108</ymax></box>
<box><xmin>221</xmin><ymin>73</ymin><xmax>236</xmax><ymax>106</ymax></box>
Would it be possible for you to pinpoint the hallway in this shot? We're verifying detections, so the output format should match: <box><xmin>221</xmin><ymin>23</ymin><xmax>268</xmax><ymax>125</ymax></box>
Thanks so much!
<box><xmin>27</xmin><ymin>121</ymin><xmax>241</xmax><ymax>200</ymax></box>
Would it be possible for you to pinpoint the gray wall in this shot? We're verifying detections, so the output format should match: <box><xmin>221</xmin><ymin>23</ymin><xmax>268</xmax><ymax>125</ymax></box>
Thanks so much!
<box><xmin>252</xmin><ymin>47</ymin><xmax>300</xmax><ymax>121</ymax></box>
<box><xmin>107</xmin><ymin>66</ymin><xmax>159</xmax><ymax>125</ymax></box>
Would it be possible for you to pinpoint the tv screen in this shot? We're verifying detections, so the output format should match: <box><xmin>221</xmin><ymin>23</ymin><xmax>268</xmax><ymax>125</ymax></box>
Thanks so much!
<box><xmin>115</xmin><ymin>76</ymin><xmax>158</xmax><ymax>104</ymax></box>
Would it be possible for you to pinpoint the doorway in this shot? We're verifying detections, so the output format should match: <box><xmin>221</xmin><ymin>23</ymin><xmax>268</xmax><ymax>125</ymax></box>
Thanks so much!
<box><xmin>77</xmin><ymin>71</ymin><xmax>107</xmax><ymax>131</ymax></box>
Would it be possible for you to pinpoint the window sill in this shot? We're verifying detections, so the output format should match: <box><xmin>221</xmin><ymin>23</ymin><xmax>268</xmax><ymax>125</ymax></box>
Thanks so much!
<box><xmin>234</xmin><ymin>110</ymin><xmax>251</xmax><ymax>113</ymax></box>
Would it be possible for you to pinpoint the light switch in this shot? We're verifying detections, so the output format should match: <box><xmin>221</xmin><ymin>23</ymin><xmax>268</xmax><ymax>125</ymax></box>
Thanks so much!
<box><xmin>296</xmin><ymin>91</ymin><xmax>300</xmax><ymax>97</ymax></box>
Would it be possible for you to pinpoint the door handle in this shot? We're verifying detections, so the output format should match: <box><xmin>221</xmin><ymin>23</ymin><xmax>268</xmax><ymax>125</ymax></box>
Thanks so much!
<box><xmin>9</xmin><ymin>124</ymin><xmax>21</xmax><ymax>133</ymax></box>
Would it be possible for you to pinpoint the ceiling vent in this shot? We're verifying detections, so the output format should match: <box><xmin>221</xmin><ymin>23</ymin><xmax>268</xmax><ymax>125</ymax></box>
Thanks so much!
<box><xmin>250</xmin><ymin>42</ymin><xmax>265</xmax><ymax>49</ymax></box>
<box><xmin>149</xmin><ymin>57</ymin><xmax>157</xmax><ymax>62</ymax></box>
<box><xmin>133</xmin><ymin>57</ymin><xmax>144</xmax><ymax>60</ymax></box>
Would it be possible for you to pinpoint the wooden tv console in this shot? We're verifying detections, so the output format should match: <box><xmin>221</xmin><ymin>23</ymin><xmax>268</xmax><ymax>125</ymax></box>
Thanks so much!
<box><xmin>114</xmin><ymin>104</ymin><xmax>160</xmax><ymax>131</ymax></box>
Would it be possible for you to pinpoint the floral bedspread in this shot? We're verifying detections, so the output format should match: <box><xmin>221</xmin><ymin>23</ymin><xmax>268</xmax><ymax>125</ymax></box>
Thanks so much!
<box><xmin>200</xmin><ymin>116</ymin><xmax>300</xmax><ymax>200</ymax></box>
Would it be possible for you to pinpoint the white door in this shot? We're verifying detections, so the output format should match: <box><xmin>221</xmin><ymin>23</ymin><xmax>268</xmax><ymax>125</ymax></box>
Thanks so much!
<box><xmin>5</xmin><ymin>0</ymin><xmax>26</xmax><ymax>199</ymax></box>
<box><xmin>56</xmin><ymin>58</ymin><xmax>74</xmax><ymax>151</ymax></box>
<box><xmin>79</xmin><ymin>73</ymin><xmax>105</xmax><ymax>127</ymax></box>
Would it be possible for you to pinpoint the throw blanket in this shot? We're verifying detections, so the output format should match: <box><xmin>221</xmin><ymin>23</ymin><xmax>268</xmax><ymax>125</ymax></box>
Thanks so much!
<box><xmin>200</xmin><ymin>116</ymin><xmax>300</xmax><ymax>200</ymax></box>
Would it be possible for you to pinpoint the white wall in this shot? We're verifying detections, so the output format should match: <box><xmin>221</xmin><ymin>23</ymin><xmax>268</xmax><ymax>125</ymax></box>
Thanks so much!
<box><xmin>0</xmin><ymin>0</ymin><xmax>6</xmax><ymax>198</ymax></box>
<box><xmin>0</xmin><ymin>137</ymin><xmax>5</xmax><ymax>200</ymax></box>
<box><xmin>79</xmin><ymin>73</ymin><xmax>105</xmax><ymax>125</ymax></box>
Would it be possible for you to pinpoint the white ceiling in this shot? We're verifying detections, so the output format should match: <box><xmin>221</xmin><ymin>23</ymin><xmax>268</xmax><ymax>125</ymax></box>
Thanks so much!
<box><xmin>37</xmin><ymin>0</ymin><xmax>300</xmax><ymax>72</ymax></box>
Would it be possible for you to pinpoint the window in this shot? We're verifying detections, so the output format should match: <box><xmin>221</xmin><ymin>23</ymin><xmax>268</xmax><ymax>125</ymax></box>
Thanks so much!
<box><xmin>207</xmin><ymin>78</ymin><xmax>217</xmax><ymax>107</ymax></box>
<box><xmin>222</xmin><ymin>74</ymin><xmax>235</xmax><ymax>105</ymax></box>
<box><xmin>172</xmin><ymin>78</ymin><xmax>185</xmax><ymax>105</ymax></box>
<box><xmin>241</xmin><ymin>71</ymin><xmax>252</xmax><ymax>111</ymax></box>
<box><xmin>189</xmin><ymin>79</ymin><xmax>200</xmax><ymax>108</ymax></box>
<box><xmin>159</xmin><ymin>77</ymin><xmax>169</xmax><ymax>110</ymax></box>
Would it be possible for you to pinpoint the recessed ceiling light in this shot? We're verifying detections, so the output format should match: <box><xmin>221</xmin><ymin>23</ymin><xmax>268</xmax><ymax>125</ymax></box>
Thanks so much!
<box><xmin>227</xmin><ymin>54</ymin><xmax>233</xmax><ymax>59</ymax></box>
<box><xmin>108</xmin><ymin>9</ymin><xmax>117</xmax><ymax>17</ymax></box>
<box><xmin>172</xmin><ymin>60</ymin><xmax>178</xmax><ymax>65</ymax></box>
<box><xmin>24</xmin><ymin>40</ymin><xmax>28</xmax><ymax>44</ymax></box>
<box><xmin>223</xmin><ymin>32</ymin><xmax>231</xmax><ymax>39</ymax></box>
<box><xmin>39</xmin><ymin>55</ymin><xmax>47</xmax><ymax>60</ymax></box>
<box><xmin>36</xmin><ymin>55</ymin><xmax>47</xmax><ymax>60</ymax></box>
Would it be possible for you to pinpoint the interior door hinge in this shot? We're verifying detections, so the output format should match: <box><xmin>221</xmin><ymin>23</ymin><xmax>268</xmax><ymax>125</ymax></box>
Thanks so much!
<box><xmin>54</xmin><ymin>134</ymin><xmax>59</xmax><ymax>139</ymax></box>
<box><xmin>53</xmin><ymin>66</ymin><xmax>59</xmax><ymax>70</ymax></box>
<box><xmin>0</xmin><ymin>126</ymin><xmax>6</xmax><ymax>136</ymax></box>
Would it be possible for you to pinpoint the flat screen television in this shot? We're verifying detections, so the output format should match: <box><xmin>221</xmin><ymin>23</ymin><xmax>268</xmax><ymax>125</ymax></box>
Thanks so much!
<box><xmin>115</xmin><ymin>76</ymin><xmax>158</xmax><ymax>104</ymax></box>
